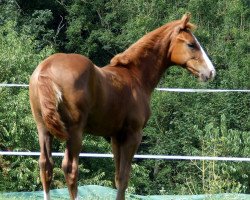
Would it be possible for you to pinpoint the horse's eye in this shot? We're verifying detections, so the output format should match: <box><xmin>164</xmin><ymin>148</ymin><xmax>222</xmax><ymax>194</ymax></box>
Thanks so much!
<box><xmin>187</xmin><ymin>43</ymin><xmax>196</xmax><ymax>49</ymax></box>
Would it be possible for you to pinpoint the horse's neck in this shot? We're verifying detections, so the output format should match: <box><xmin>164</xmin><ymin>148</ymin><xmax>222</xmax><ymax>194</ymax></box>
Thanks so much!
<box><xmin>129</xmin><ymin>54</ymin><xmax>167</xmax><ymax>93</ymax></box>
<box><xmin>110</xmin><ymin>24</ymin><xmax>174</xmax><ymax>94</ymax></box>
<box><xmin>129</xmin><ymin>34</ymin><xmax>172</xmax><ymax>94</ymax></box>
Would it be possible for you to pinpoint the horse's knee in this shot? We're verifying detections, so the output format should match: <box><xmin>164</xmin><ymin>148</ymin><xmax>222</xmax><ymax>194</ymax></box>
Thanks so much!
<box><xmin>39</xmin><ymin>155</ymin><xmax>53</xmax><ymax>183</ymax></box>
<box><xmin>39</xmin><ymin>156</ymin><xmax>46</xmax><ymax>169</ymax></box>
<box><xmin>62</xmin><ymin>158</ymin><xmax>70</xmax><ymax>174</ymax></box>
<box><xmin>40</xmin><ymin>154</ymin><xmax>53</xmax><ymax>164</ymax></box>
<box><xmin>62</xmin><ymin>159</ymin><xmax>78</xmax><ymax>186</ymax></box>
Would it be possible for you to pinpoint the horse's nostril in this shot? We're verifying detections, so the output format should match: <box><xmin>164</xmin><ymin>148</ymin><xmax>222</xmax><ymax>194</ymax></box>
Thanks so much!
<box><xmin>200</xmin><ymin>74</ymin><xmax>209</xmax><ymax>82</ymax></box>
<box><xmin>210</xmin><ymin>70</ymin><xmax>216</xmax><ymax>78</ymax></box>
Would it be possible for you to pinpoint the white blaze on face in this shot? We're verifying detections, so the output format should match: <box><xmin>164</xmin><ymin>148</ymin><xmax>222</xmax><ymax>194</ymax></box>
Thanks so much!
<box><xmin>193</xmin><ymin>34</ymin><xmax>216</xmax><ymax>78</ymax></box>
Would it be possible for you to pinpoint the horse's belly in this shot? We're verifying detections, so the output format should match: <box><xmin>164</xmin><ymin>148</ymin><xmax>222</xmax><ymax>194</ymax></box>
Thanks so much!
<box><xmin>84</xmin><ymin>124</ymin><xmax>121</xmax><ymax>136</ymax></box>
<box><xmin>84</xmin><ymin>115</ymin><xmax>124</xmax><ymax>136</ymax></box>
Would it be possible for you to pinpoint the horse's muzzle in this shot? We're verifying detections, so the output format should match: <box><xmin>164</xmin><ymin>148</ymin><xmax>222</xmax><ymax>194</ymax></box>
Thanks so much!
<box><xmin>200</xmin><ymin>69</ymin><xmax>216</xmax><ymax>82</ymax></box>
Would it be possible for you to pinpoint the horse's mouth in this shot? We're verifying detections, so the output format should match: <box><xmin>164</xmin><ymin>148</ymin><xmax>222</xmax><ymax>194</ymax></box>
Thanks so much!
<box><xmin>186</xmin><ymin>65</ymin><xmax>215</xmax><ymax>82</ymax></box>
<box><xmin>186</xmin><ymin>66</ymin><xmax>200</xmax><ymax>77</ymax></box>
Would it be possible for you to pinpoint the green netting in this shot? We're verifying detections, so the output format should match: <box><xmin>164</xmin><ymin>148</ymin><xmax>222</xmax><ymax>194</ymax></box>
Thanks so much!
<box><xmin>1</xmin><ymin>185</ymin><xmax>250</xmax><ymax>200</ymax></box>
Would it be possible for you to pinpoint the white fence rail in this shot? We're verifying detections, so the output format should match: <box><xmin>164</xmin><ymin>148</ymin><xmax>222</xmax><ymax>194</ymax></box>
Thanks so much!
<box><xmin>1</xmin><ymin>152</ymin><xmax>250</xmax><ymax>162</ymax></box>
<box><xmin>0</xmin><ymin>83</ymin><xmax>249</xmax><ymax>161</ymax></box>
<box><xmin>0</xmin><ymin>83</ymin><xmax>250</xmax><ymax>92</ymax></box>
<box><xmin>0</xmin><ymin>83</ymin><xmax>29</xmax><ymax>87</ymax></box>
<box><xmin>155</xmin><ymin>88</ymin><xmax>250</xmax><ymax>93</ymax></box>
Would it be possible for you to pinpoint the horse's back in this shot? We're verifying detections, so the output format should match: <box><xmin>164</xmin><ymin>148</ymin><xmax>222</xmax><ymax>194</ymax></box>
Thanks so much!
<box><xmin>30</xmin><ymin>53</ymin><xmax>95</xmax><ymax>83</ymax></box>
<box><xmin>38</xmin><ymin>53</ymin><xmax>95</xmax><ymax>79</ymax></box>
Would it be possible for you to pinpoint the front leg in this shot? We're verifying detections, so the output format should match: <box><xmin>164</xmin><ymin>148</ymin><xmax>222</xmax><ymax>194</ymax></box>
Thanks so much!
<box><xmin>112</xmin><ymin>129</ymin><xmax>142</xmax><ymax>200</ymax></box>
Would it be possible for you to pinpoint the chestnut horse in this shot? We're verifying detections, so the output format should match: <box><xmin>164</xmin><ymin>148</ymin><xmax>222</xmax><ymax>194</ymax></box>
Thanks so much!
<box><xmin>29</xmin><ymin>14</ymin><xmax>215</xmax><ymax>200</ymax></box>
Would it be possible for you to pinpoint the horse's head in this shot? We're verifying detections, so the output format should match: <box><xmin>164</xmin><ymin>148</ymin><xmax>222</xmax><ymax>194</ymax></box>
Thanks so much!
<box><xmin>169</xmin><ymin>13</ymin><xmax>215</xmax><ymax>81</ymax></box>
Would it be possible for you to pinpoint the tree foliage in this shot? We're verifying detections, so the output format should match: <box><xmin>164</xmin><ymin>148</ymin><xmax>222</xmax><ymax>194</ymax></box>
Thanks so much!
<box><xmin>0</xmin><ymin>0</ymin><xmax>249</xmax><ymax>196</ymax></box>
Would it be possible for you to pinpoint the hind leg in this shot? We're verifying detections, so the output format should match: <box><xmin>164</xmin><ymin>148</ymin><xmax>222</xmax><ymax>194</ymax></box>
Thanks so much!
<box><xmin>62</xmin><ymin>126</ymin><xmax>83</xmax><ymax>200</ymax></box>
<box><xmin>37</xmin><ymin>123</ymin><xmax>54</xmax><ymax>200</ymax></box>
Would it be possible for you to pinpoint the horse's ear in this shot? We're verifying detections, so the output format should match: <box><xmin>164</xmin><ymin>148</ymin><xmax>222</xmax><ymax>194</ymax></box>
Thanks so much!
<box><xmin>172</xmin><ymin>13</ymin><xmax>192</xmax><ymax>38</ymax></box>
<box><xmin>180</xmin><ymin>13</ymin><xmax>191</xmax><ymax>29</ymax></box>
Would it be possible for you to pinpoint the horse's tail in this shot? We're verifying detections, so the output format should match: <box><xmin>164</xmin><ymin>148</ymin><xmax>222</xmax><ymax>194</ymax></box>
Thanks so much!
<box><xmin>37</xmin><ymin>74</ymin><xmax>68</xmax><ymax>141</ymax></box>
